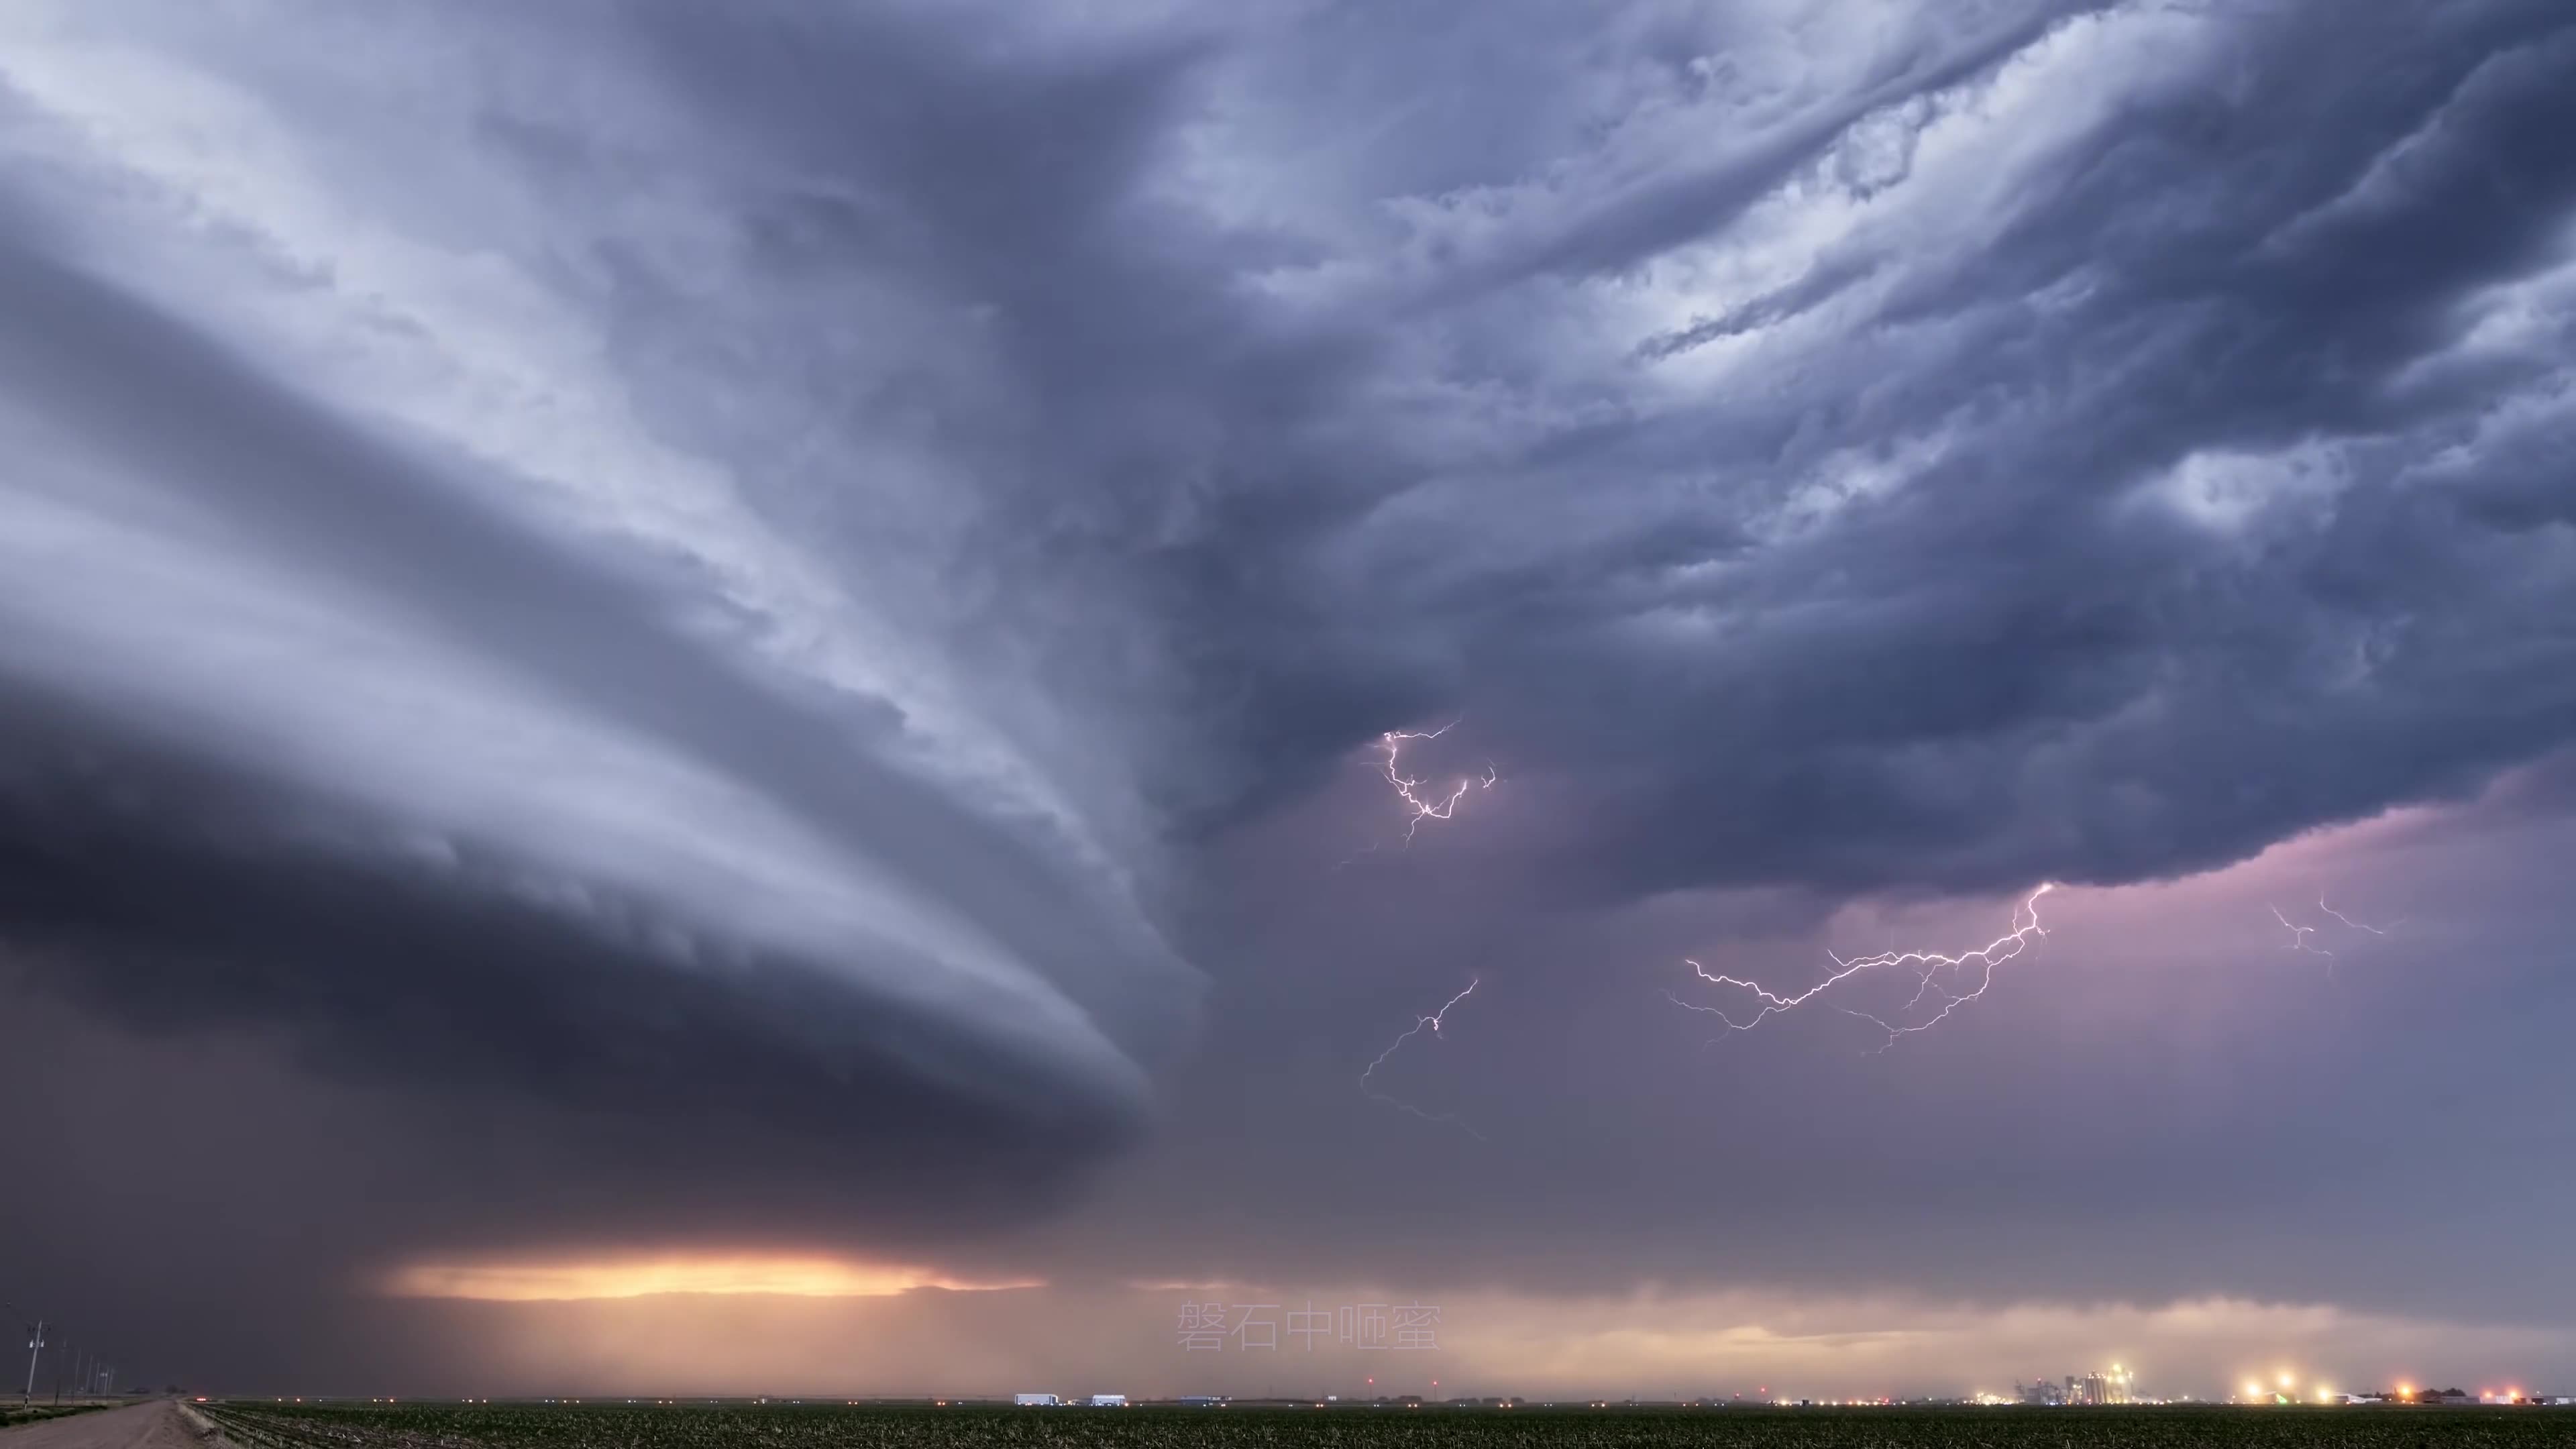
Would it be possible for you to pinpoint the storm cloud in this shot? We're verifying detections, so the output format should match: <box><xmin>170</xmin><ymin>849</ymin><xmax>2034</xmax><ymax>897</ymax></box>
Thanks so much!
<box><xmin>0</xmin><ymin>0</ymin><xmax>1208</xmax><ymax>1168</ymax></box>
<box><xmin>3</xmin><ymin>0</ymin><xmax>2575</xmax><ymax>1397</ymax></box>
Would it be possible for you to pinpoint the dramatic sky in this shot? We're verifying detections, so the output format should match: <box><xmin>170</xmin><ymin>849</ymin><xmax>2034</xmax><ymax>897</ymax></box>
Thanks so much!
<box><xmin>4</xmin><ymin>0</ymin><xmax>2575</xmax><ymax>1405</ymax></box>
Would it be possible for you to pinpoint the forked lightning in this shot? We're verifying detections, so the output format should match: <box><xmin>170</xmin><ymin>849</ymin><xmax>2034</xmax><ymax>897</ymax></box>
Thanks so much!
<box><xmin>1375</xmin><ymin>726</ymin><xmax>1497</xmax><ymax>843</ymax></box>
<box><xmin>2271</xmin><ymin>904</ymin><xmax>2334</xmax><ymax>961</ymax></box>
<box><xmin>1360</xmin><ymin>979</ymin><xmax>1485</xmax><ymax>1139</ymax></box>
<box><xmin>1670</xmin><ymin>883</ymin><xmax>2055</xmax><ymax>1049</ymax></box>
<box><xmin>2269</xmin><ymin>892</ymin><xmax>2393</xmax><ymax>976</ymax></box>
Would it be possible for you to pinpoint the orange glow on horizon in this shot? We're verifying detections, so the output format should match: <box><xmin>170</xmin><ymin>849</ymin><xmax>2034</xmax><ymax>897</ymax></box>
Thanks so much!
<box><xmin>382</xmin><ymin>1255</ymin><xmax>1044</xmax><ymax>1301</ymax></box>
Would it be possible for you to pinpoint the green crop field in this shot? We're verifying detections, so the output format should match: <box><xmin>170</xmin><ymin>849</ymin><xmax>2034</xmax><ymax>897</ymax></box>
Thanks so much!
<box><xmin>197</xmin><ymin>1401</ymin><xmax>2576</xmax><ymax>1449</ymax></box>
<box><xmin>0</xmin><ymin>1403</ymin><xmax>109</xmax><ymax>1430</ymax></box>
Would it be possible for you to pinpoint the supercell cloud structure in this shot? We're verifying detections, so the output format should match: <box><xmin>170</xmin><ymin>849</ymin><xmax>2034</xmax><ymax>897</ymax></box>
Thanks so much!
<box><xmin>3</xmin><ymin>0</ymin><xmax>2576</xmax><ymax>1185</ymax></box>
<box><xmin>0</xmin><ymin>0</ymin><xmax>1202</xmax><ymax>1158</ymax></box>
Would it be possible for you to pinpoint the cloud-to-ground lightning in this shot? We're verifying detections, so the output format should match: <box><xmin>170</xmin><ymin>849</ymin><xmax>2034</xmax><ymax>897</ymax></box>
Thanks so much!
<box><xmin>1376</xmin><ymin>725</ymin><xmax>1497</xmax><ymax>843</ymax></box>
<box><xmin>1668</xmin><ymin>884</ymin><xmax>2054</xmax><ymax>1049</ymax></box>
<box><xmin>1360</xmin><ymin>979</ymin><xmax>1486</xmax><ymax>1139</ymax></box>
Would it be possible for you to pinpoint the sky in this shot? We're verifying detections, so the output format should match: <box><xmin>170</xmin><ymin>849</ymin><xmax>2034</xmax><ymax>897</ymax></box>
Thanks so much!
<box><xmin>2</xmin><ymin>0</ymin><xmax>2574</xmax><ymax>1406</ymax></box>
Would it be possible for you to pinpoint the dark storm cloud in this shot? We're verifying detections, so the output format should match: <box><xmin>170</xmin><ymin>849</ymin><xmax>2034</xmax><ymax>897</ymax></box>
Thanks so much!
<box><xmin>4</xmin><ymin>0</ymin><xmax>2576</xmax><ymax>1375</ymax></box>
<box><xmin>0</xmin><ymin>698</ymin><xmax>1124</xmax><ymax>1156</ymax></box>
<box><xmin>0</xmin><ymin>229</ymin><xmax>1189</xmax><ymax>1118</ymax></box>
<box><xmin>523</xmin><ymin>0</ymin><xmax>2576</xmax><ymax>914</ymax></box>
<box><xmin>0</xmin><ymin>1</ymin><xmax>1208</xmax><ymax>1174</ymax></box>
<box><xmin>1447</xmin><ymin>0</ymin><xmax>2100</xmax><ymax>294</ymax></box>
<box><xmin>160</xmin><ymin>0</ymin><xmax>2576</xmax><ymax>920</ymax></box>
<box><xmin>1120</xmin><ymin>0</ymin><xmax>2576</xmax><ymax>902</ymax></box>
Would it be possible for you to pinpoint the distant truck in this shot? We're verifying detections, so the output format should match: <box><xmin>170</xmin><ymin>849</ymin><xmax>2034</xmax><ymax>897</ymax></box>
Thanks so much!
<box><xmin>1086</xmin><ymin>1395</ymin><xmax>1128</xmax><ymax>1407</ymax></box>
<box><xmin>1012</xmin><ymin>1395</ymin><xmax>1059</xmax><ymax>1407</ymax></box>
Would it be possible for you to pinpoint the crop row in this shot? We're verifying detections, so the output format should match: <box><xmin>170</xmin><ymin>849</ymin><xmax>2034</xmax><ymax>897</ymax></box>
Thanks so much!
<box><xmin>202</xmin><ymin>1401</ymin><xmax>2576</xmax><ymax>1449</ymax></box>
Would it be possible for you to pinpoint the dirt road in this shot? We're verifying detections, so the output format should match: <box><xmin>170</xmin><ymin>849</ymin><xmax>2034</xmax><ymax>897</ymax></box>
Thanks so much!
<box><xmin>0</xmin><ymin>1404</ymin><xmax>212</xmax><ymax>1449</ymax></box>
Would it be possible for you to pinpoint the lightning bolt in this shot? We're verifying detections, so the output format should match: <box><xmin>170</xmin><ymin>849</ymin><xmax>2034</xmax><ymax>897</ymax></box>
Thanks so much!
<box><xmin>1376</xmin><ymin>725</ymin><xmax>1497</xmax><ymax>843</ymax></box>
<box><xmin>1670</xmin><ymin>883</ymin><xmax>2054</xmax><ymax>1049</ymax></box>
<box><xmin>2269</xmin><ymin>903</ymin><xmax>2334</xmax><ymax>969</ymax></box>
<box><xmin>2315</xmin><ymin>894</ymin><xmax>2387</xmax><ymax>936</ymax></box>
<box><xmin>1360</xmin><ymin>979</ymin><xmax>1486</xmax><ymax>1139</ymax></box>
